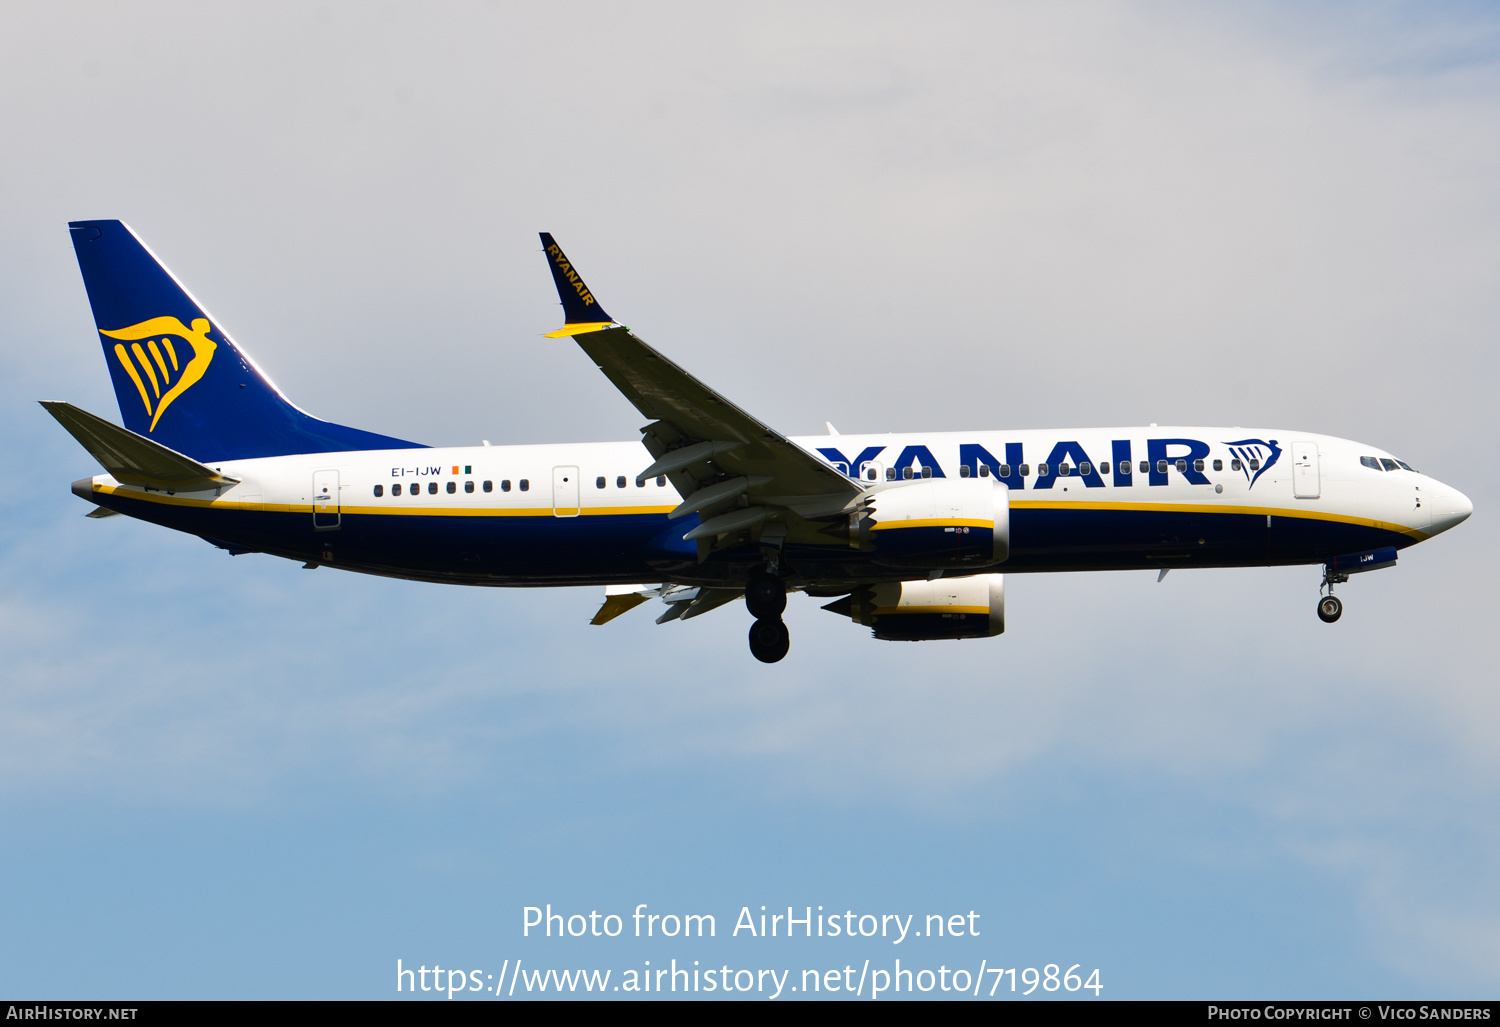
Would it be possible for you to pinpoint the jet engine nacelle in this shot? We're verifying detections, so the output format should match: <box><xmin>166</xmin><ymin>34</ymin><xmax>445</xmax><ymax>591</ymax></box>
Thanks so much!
<box><xmin>855</xmin><ymin>478</ymin><xmax>1009</xmax><ymax>569</ymax></box>
<box><xmin>823</xmin><ymin>573</ymin><xmax>1005</xmax><ymax>641</ymax></box>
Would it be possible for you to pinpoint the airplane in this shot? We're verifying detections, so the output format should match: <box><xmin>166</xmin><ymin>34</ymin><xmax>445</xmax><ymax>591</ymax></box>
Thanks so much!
<box><xmin>44</xmin><ymin>220</ymin><xmax>1473</xmax><ymax>663</ymax></box>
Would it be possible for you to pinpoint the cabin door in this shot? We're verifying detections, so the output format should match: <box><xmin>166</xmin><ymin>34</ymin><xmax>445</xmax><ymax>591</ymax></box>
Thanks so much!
<box><xmin>553</xmin><ymin>465</ymin><xmax>580</xmax><ymax>517</ymax></box>
<box><xmin>313</xmin><ymin>470</ymin><xmax>340</xmax><ymax>530</ymax></box>
<box><xmin>1291</xmin><ymin>442</ymin><xmax>1320</xmax><ymax>499</ymax></box>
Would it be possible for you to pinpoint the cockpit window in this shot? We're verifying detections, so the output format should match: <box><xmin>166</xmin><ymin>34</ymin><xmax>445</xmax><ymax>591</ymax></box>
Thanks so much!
<box><xmin>1396</xmin><ymin>460</ymin><xmax>1416</xmax><ymax>472</ymax></box>
<box><xmin>1360</xmin><ymin>456</ymin><xmax>1382</xmax><ymax>470</ymax></box>
<box><xmin>1380</xmin><ymin>458</ymin><xmax>1400</xmax><ymax>472</ymax></box>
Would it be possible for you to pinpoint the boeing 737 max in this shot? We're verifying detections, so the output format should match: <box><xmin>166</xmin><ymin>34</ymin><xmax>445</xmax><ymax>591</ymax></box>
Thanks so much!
<box><xmin>45</xmin><ymin>221</ymin><xmax>1472</xmax><ymax>662</ymax></box>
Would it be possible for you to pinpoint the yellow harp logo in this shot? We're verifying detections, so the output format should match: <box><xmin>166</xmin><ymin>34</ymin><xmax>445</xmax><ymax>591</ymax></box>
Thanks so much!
<box><xmin>101</xmin><ymin>316</ymin><xmax>218</xmax><ymax>432</ymax></box>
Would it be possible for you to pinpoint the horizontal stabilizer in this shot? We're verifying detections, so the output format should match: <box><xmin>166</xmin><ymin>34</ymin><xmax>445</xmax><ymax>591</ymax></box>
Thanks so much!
<box><xmin>42</xmin><ymin>400</ymin><xmax>239</xmax><ymax>491</ymax></box>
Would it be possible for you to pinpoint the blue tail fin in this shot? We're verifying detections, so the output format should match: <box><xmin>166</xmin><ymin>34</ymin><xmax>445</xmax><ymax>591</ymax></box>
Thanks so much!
<box><xmin>68</xmin><ymin>220</ymin><xmax>425</xmax><ymax>461</ymax></box>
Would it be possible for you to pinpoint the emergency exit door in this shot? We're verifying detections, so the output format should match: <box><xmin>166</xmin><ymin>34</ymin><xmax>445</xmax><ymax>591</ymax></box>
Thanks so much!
<box><xmin>313</xmin><ymin>469</ymin><xmax>340</xmax><ymax>530</ymax></box>
<box><xmin>1292</xmin><ymin>443</ymin><xmax>1320</xmax><ymax>499</ymax></box>
<box><xmin>553</xmin><ymin>465</ymin><xmax>580</xmax><ymax>517</ymax></box>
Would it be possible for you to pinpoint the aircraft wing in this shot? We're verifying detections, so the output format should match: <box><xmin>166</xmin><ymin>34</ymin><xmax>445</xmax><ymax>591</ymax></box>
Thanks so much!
<box><xmin>539</xmin><ymin>235</ymin><xmax>861</xmax><ymax>553</ymax></box>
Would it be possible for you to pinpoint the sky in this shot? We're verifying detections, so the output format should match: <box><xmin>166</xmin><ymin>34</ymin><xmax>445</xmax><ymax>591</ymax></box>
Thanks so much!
<box><xmin>1</xmin><ymin>0</ymin><xmax>1498</xmax><ymax>1001</ymax></box>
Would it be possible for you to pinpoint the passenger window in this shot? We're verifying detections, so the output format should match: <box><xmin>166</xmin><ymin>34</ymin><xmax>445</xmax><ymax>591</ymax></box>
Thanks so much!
<box><xmin>1157</xmin><ymin>459</ymin><xmax>1168</xmax><ymax>474</ymax></box>
<box><xmin>1119</xmin><ymin>460</ymin><xmax>1131</xmax><ymax>475</ymax></box>
<box><xmin>500</xmin><ymin>480</ymin><xmax>510</xmax><ymax>492</ymax></box>
<box><xmin>1058</xmin><ymin>463</ymin><xmax>1070</xmax><ymax>477</ymax></box>
<box><xmin>596</xmin><ymin>476</ymin><xmax>606</xmax><ymax>489</ymax></box>
<box><xmin>616</xmin><ymin>476</ymin><xmax>626</xmax><ymax>488</ymax></box>
<box><xmin>903</xmin><ymin>467</ymin><xmax>914</xmax><ymax>479</ymax></box>
<box><xmin>637</xmin><ymin>477</ymin><xmax>646</xmax><ymax>487</ymax></box>
<box><xmin>465</xmin><ymin>481</ymin><xmax>475</xmax><ymax>493</ymax></box>
<box><xmin>1193</xmin><ymin>459</ymin><xmax>1205</xmax><ymax>473</ymax></box>
<box><xmin>1380</xmin><ymin>458</ymin><xmax>1400</xmax><ymax>472</ymax></box>
<box><xmin>1360</xmin><ymin>456</ymin><xmax>1381</xmax><ymax>470</ymax></box>
<box><xmin>1213</xmin><ymin>459</ymin><xmax>1222</xmax><ymax>471</ymax></box>
<box><xmin>656</xmin><ymin>476</ymin><xmax>666</xmax><ymax>487</ymax></box>
<box><xmin>1175</xmin><ymin>459</ymin><xmax>1187</xmax><ymax>473</ymax></box>
<box><xmin>1140</xmin><ymin>460</ymin><xmax>1149</xmax><ymax>474</ymax></box>
<box><xmin>446</xmin><ymin>481</ymin><xmax>456</xmax><ymax>494</ymax></box>
<box><xmin>999</xmin><ymin>464</ymin><xmax>1011</xmax><ymax>478</ymax></box>
<box><xmin>921</xmin><ymin>466</ymin><xmax>932</xmax><ymax>478</ymax></box>
<box><xmin>428</xmin><ymin>482</ymin><xmax>438</xmax><ymax>494</ymax></box>
<box><xmin>978</xmin><ymin>463</ymin><xmax>989</xmax><ymax>478</ymax></box>
<box><xmin>866</xmin><ymin>466</ymin><xmax>879</xmax><ymax>481</ymax></box>
<box><xmin>959</xmin><ymin>464</ymin><xmax>970</xmax><ymax>478</ymax></box>
<box><xmin>1231</xmin><ymin>458</ymin><xmax>1242</xmax><ymax>471</ymax></box>
<box><xmin>1079</xmin><ymin>462</ymin><xmax>1091</xmax><ymax>475</ymax></box>
<box><xmin>1038</xmin><ymin>463</ymin><xmax>1049</xmax><ymax>477</ymax></box>
<box><xmin>392</xmin><ymin>483</ymin><xmax>402</xmax><ymax>496</ymax></box>
<box><xmin>1248</xmin><ymin>458</ymin><xmax>1260</xmax><ymax>471</ymax></box>
<box><xmin>886</xmin><ymin>467</ymin><xmax>896</xmax><ymax>481</ymax></box>
<box><xmin>483</xmin><ymin>480</ymin><xmax>493</xmax><ymax>492</ymax></box>
<box><xmin>374</xmin><ymin>484</ymin><xmax>384</xmax><ymax>497</ymax></box>
<box><xmin>519</xmin><ymin>479</ymin><xmax>529</xmax><ymax>491</ymax></box>
<box><xmin>1020</xmin><ymin>464</ymin><xmax>1030</xmax><ymax>476</ymax></box>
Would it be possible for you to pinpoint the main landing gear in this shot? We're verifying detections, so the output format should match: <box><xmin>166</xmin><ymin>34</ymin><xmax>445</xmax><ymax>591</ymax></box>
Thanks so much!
<box><xmin>745</xmin><ymin>572</ymin><xmax>789</xmax><ymax>663</ymax></box>
<box><xmin>1317</xmin><ymin>564</ymin><xmax>1346</xmax><ymax>623</ymax></box>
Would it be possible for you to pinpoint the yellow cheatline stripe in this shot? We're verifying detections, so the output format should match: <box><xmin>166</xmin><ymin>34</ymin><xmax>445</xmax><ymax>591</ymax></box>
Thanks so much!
<box><xmin>162</xmin><ymin>337</ymin><xmax>179</xmax><ymax>371</ymax></box>
<box><xmin>581</xmin><ymin>505</ymin><xmax>676</xmax><ymax>517</ymax></box>
<box><xmin>870</xmin><ymin>518</ymin><xmax>992</xmax><ymax>531</ymax></box>
<box><xmin>1009</xmin><ymin>498</ymin><xmax>1429</xmax><ymax>540</ymax></box>
<box><xmin>113</xmin><ymin>344</ymin><xmax>153</xmax><ymax>415</ymax></box>
<box><xmin>544</xmin><ymin>322</ymin><xmax>614</xmax><ymax>338</ymax></box>
<box><xmin>147</xmin><ymin>339</ymin><xmax>171</xmax><ymax>381</ymax></box>
<box><xmin>131</xmin><ymin>342</ymin><xmax>161</xmax><ymax>398</ymax></box>
<box><xmin>874</xmin><ymin>606</ymin><xmax>989</xmax><ymax>616</ymax></box>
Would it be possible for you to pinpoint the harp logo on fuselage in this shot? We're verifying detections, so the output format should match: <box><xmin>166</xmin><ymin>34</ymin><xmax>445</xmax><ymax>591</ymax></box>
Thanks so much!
<box><xmin>100</xmin><ymin>316</ymin><xmax>218</xmax><ymax>432</ymax></box>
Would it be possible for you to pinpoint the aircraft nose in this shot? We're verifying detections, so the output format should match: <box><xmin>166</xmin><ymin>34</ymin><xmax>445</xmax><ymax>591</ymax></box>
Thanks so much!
<box><xmin>1428</xmin><ymin>484</ymin><xmax>1473</xmax><ymax>536</ymax></box>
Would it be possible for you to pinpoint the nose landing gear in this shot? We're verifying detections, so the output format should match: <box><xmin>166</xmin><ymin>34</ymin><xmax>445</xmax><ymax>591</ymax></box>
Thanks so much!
<box><xmin>1317</xmin><ymin>564</ymin><xmax>1347</xmax><ymax>623</ymax></box>
<box><xmin>745</xmin><ymin>572</ymin><xmax>789</xmax><ymax>663</ymax></box>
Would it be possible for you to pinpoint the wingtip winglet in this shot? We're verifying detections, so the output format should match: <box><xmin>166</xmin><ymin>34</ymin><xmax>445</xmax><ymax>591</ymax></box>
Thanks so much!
<box><xmin>539</xmin><ymin>232</ymin><xmax>614</xmax><ymax>332</ymax></box>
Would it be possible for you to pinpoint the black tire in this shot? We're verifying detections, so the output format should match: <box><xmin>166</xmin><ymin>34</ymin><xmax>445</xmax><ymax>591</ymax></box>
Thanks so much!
<box><xmin>1317</xmin><ymin>595</ymin><xmax>1343</xmax><ymax>623</ymax></box>
<box><xmin>744</xmin><ymin>574</ymin><xmax>787</xmax><ymax>620</ymax></box>
<box><xmin>748</xmin><ymin>618</ymin><xmax>790</xmax><ymax>663</ymax></box>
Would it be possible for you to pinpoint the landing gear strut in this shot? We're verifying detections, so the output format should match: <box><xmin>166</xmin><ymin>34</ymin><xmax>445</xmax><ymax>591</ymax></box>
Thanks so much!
<box><xmin>1318</xmin><ymin>564</ymin><xmax>1346</xmax><ymax>623</ymax></box>
<box><xmin>746</xmin><ymin>572</ymin><xmax>789</xmax><ymax>663</ymax></box>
